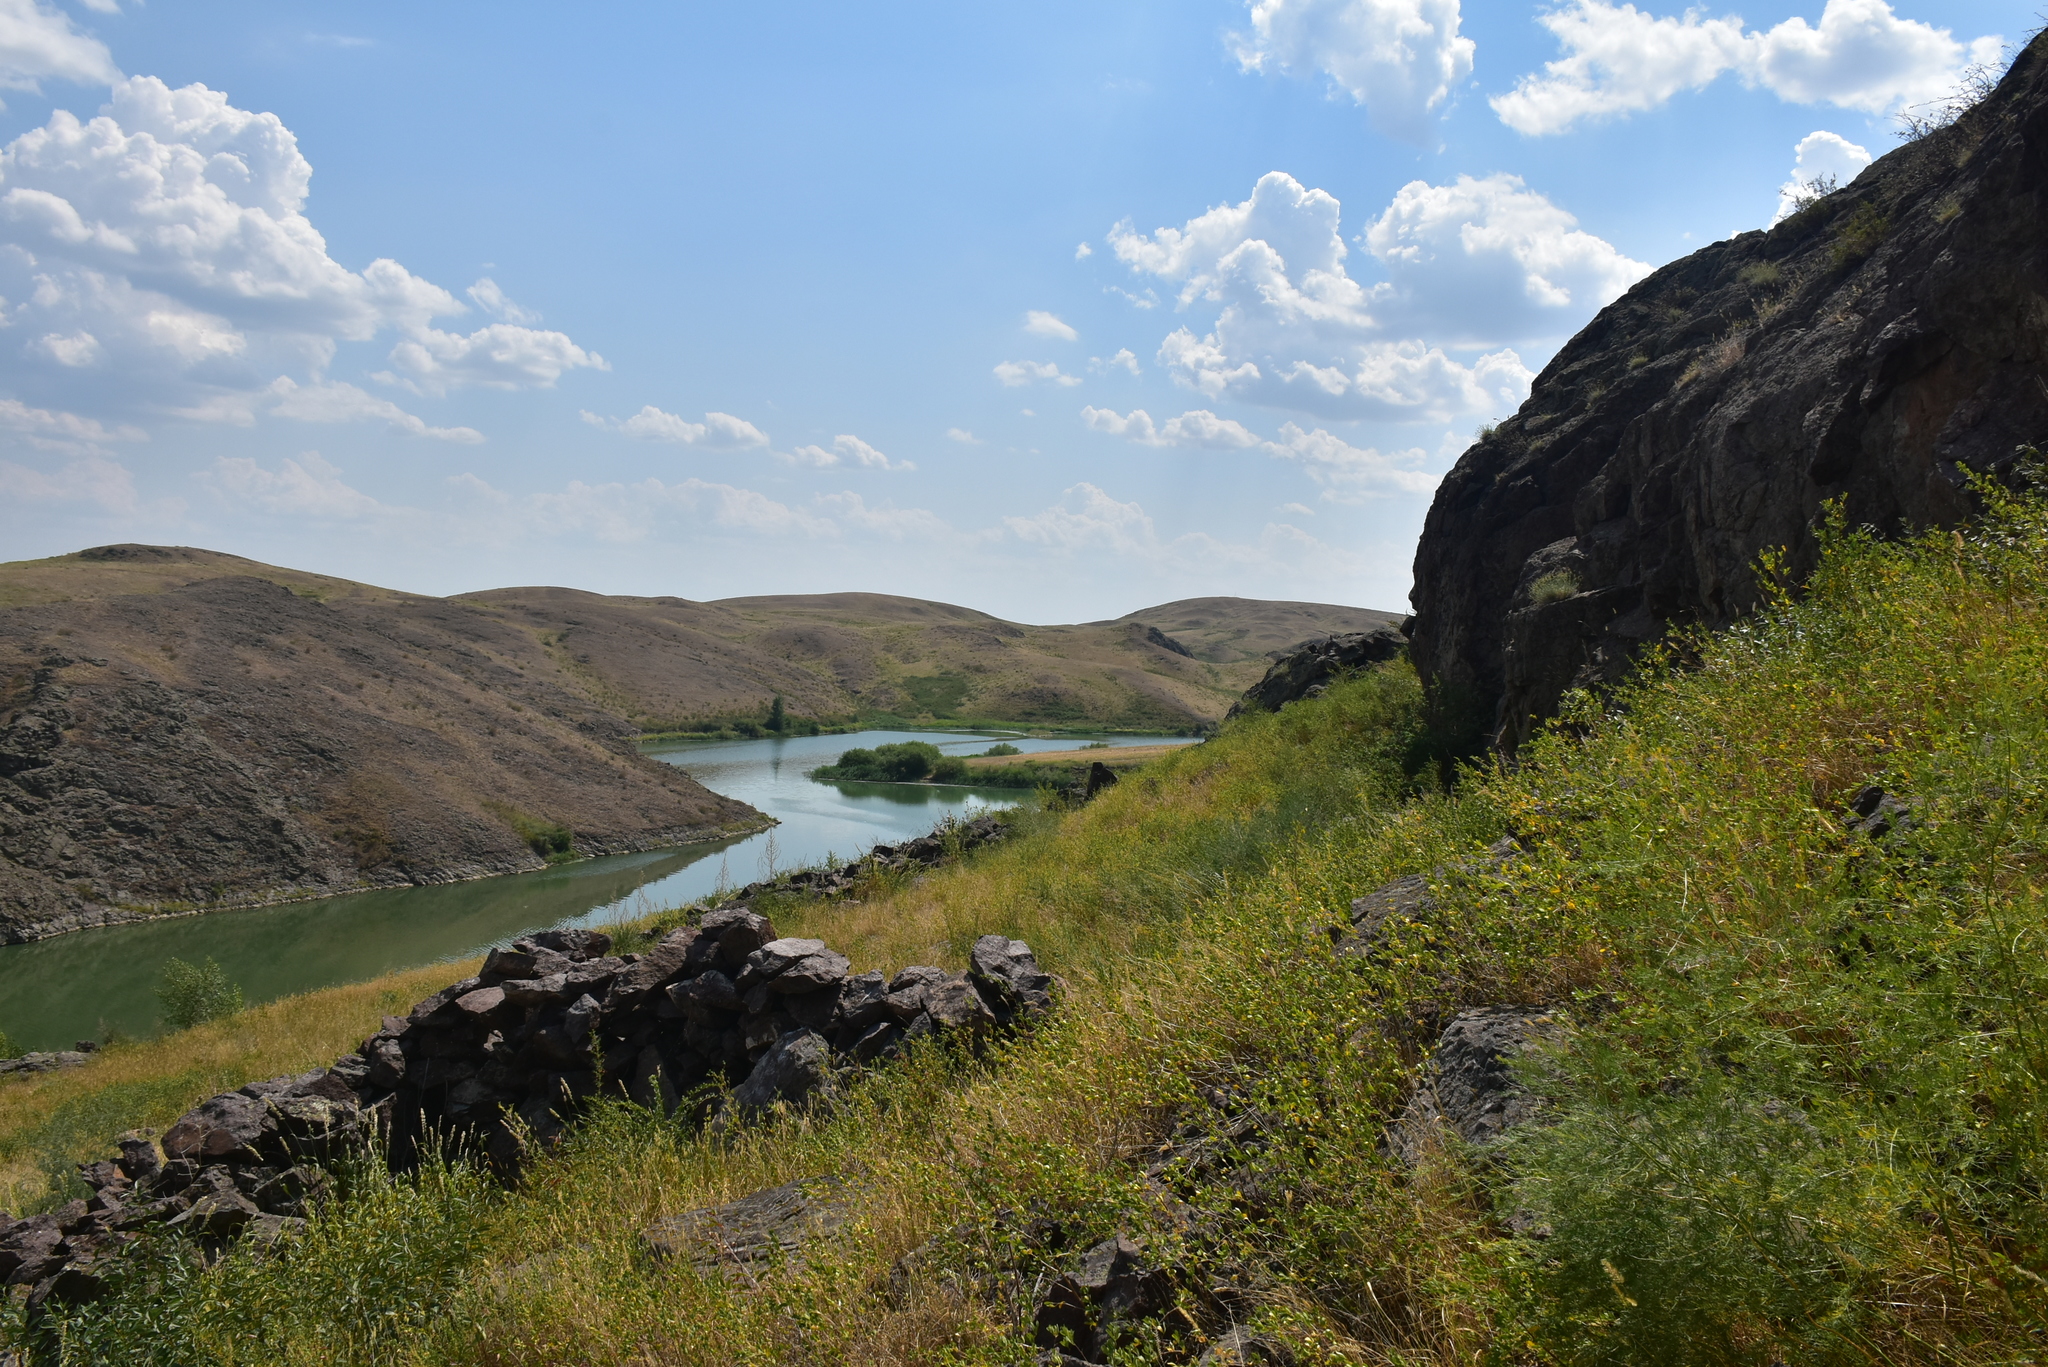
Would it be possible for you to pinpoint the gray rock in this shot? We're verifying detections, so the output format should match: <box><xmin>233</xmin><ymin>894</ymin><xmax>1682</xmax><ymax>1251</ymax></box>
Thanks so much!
<box><xmin>837</xmin><ymin>970</ymin><xmax>890</xmax><ymax>1031</ymax></box>
<box><xmin>640</xmin><ymin>1174</ymin><xmax>851</xmax><ymax>1269</ymax></box>
<box><xmin>161</xmin><ymin>1092</ymin><xmax>270</xmax><ymax>1163</ymax></box>
<box><xmin>1387</xmin><ymin>1006</ymin><xmax>1564</xmax><ymax>1166</ymax></box>
<box><xmin>722</xmin><ymin>1029</ymin><xmax>832</xmax><ymax>1122</ymax></box>
<box><xmin>668</xmin><ymin>968</ymin><xmax>740</xmax><ymax>1017</ymax></box>
<box><xmin>1033</xmin><ymin>1233</ymin><xmax>1171</xmax><ymax>1360</ymax></box>
<box><xmin>924</xmin><ymin>975</ymin><xmax>996</xmax><ymax>1036</ymax></box>
<box><xmin>969</xmin><ymin>935</ymin><xmax>1054</xmax><ymax>1018</ymax></box>
<box><xmin>1226</xmin><ymin>628</ymin><xmax>1407</xmax><ymax>719</ymax></box>
<box><xmin>563</xmin><ymin>993</ymin><xmax>601</xmax><ymax>1044</ymax></box>
<box><xmin>701</xmin><ymin>907</ymin><xmax>776</xmax><ymax>965</ymax></box>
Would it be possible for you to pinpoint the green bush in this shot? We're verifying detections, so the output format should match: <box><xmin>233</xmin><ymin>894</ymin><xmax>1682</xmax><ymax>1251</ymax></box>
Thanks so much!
<box><xmin>811</xmin><ymin>740</ymin><xmax>947</xmax><ymax>782</ymax></box>
<box><xmin>982</xmin><ymin>742</ymin><xmax>1021</xmax><ymax>757</ymax></box>
<box><xmin>0</xmin><ymin>1029</ymin><xmax>15</xmax><ymax>1059</ymax></box>
<box><xmin>929</xmin><ymin>756</ymin><xmax>970</xmax><ymax>783</ymax></box>
<box><xmin>1529</xmin><ymin>568</ymin><xmax>1580</xmax><ymax>605</ymax></box>
<box><xmin>156</xmin><ymin>958</ymin><xmax>244</xmax><ymax>1031</ymax></box>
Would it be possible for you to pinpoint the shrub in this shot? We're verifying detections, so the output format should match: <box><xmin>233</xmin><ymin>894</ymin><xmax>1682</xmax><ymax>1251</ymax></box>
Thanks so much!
<box><xmin>156</xmin><ymin>958</ymin><xmax>244</xmax><ymax>1031</ymax></box>
<box><xmin>1831</xmin><ymin>201</ymin><xmax>1890</xmax><ymax>265</ymax></box>
<box><xmin>1528</xmin><ymin>569</ymin><xmax>1580</xmax><ymax>605</ymax></box>
<box><xmin>0</xmin><ymin>1029</ymin><xmax>15</xmax><ymax>1060</ymax></box>
<box><xmin>929</xmin><ymin>756</ymin><xmax>970</xmax><ymax>784</ymax></box>
<box><xmin>811</xmin><ymin>741</ymin><xmax>947</xmax><ymax>782</ymax></box>
<box><xmin>1737</xmin><ymin>261</ymin><xmax>1783</xmax><ymax>288</ymax></box>
<box><xmin>982</xmin><ymin>742</ymin><xmax>1021</xmax><ymax>757</ymax></box>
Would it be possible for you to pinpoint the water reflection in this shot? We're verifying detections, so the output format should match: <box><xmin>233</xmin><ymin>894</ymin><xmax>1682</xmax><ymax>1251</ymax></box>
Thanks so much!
<box><xmin>0</xmin><ymin>729</ymin><xmax>1191</xmax><ymax>1050</ymax></box>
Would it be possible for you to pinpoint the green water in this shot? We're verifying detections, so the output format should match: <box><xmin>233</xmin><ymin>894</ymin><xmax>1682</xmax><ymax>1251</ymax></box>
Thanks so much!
<box><xmin>0</xmin><ymin>729</ymin><xmax>1191</xmax><ymax>1052</ymax></box>
<box><xmin>0</xmin><ymin>844</ymin><xmax>734</xmax><ymax>1051</ymax></box>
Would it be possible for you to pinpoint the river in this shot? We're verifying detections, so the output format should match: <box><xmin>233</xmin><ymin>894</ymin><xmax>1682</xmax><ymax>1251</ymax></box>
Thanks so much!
<box><xmin>0</xmin><ymin>730</ymin><xmax>1191</xmax><ymax>1052</ymax></box>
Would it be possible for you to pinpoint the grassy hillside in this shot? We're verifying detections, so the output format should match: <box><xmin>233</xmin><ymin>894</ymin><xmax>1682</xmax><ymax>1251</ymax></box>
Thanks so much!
<box><xmin>15</xmin><ymin>479</ymin><xmax>2048</xmax><ymax>1363</ymax></box>
<box><xmin>1</xmin><ymin>546</ymin><xmax>1396</xmax><ymax>733</ymax></box>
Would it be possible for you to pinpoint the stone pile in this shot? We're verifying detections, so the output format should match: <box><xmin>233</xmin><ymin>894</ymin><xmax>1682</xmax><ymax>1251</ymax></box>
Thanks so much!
<box><xmin>720</xmin><ymin>810</ymin><xmax>1007</xmax><ymax>904</ymax></box>
<box><xmin>1</xmin><ymin>912</ymin><xmax>1054</xmax><ymax>1314</ymax></box>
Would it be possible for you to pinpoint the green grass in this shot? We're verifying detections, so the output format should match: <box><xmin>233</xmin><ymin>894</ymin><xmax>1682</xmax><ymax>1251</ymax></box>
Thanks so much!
<box><xmin>20</xmin><ymin>479</ymin><xmax>2048</xmax><ymax>1364</ymax></box>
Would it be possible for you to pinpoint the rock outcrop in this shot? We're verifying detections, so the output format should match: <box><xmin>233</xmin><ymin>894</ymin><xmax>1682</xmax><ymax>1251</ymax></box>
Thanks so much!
<box><xmin>1224</xmin><ymin>626</ymin><xmax>1407</xmax><ymax>719</ymax></box>
<box><xmin>2</xmin><ymin>917</ymin><xmax>1054</xmax><ymax>1312</ymax></box>
<box><xmin>1411</xmin><ymin>34</ymin><xmax>2048</xmax><ymax>750</ymax></box>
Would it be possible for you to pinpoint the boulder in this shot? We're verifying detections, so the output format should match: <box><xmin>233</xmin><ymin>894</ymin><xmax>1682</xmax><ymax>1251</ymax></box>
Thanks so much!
<box><xmin>1226</xmin><ymin>627</ymin><xmax>1407</xmax><ymax>719</ymax></box>
<box><xmin>161</xmin><ymin>1092</ymin><xmax>269</xmax><ymax>1163</ymax></box>
<box><xmin>1033</xmin><ymin>1234</ymin><xmax>1172</xmax><ymax>1360</ymax></box>
<box><xmin>640</xmin><ymin>1174</ymin><xmax>851</xmax><ymax>1269</ymax></box>
<box><xmin>1387</xmin><ymin>1006</ymin><xmax>1564</xmax><ymax>1167</ymax></box>
<box><xmin>721</xmin><ymin>1029</ymin><xmax>832</xmax><ymax>1123</ymax></box>
<box><xmin>969</xmin><ymin>935</ymin><xmax>1054</xmax><ymax>1019</ymax></box>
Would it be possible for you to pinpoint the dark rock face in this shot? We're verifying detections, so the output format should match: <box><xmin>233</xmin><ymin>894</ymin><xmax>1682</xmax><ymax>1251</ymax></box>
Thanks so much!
<box><xmin>1411</xmin><ymin>36</ymin><xmax>2048</xmax><ymax>750</ymax></box>
<box><xmin>1225</xmin><ymin>627</ymin><xmax>1407</xmax><ymax>719</ymax></box>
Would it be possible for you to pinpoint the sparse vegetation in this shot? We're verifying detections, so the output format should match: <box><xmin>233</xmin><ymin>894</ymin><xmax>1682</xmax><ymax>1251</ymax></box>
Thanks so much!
<box><xmin>1737</xmin><ymin>261</ymin><xmax>1782</xmax><ymax>288</ymax></box>
<box><xmin>1528</xmin><ymin>568</ymin><xmax>1581</xmax><ymax>605</ymax></box>
<box><xmin>1831</xmin><ymin>200</ymin><xmax>1892</xmax><ymax>266</ymax></box>
<box><xmin>1896</xmin><ymin>58</ymin><xmax>2006</xmax><ymax>141</ymax></box>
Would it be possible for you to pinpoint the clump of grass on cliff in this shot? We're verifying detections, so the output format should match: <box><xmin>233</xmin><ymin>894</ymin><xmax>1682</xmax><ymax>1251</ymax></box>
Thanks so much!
<box><xmin>25</xmin><ymin>479</ymin><xmax>2048</xmax><ymax>1364</ymax></box>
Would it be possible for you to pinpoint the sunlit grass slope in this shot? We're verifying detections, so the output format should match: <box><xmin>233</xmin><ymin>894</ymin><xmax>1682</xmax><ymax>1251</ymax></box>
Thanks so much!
<box><xmin>20</xmin><ymin>478</ymin><xmax>2048</xmax><ymax>1365</ymax></box>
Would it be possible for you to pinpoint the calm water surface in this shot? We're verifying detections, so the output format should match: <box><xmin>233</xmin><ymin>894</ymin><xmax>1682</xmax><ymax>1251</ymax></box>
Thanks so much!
<box><xmin>0</xmin><ymin>730</ymin><xmax>1192</xmax><ymax>1050</ymax></box>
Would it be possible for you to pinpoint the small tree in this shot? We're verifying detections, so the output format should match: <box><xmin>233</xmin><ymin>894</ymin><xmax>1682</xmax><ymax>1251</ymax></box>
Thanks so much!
<box><xmin>158</xmin><ymin>957</ymin><xmax>244</xmax><ymax>1030</ymax></box>
<box><xmin>767</xmin><ymin>695</ymin><xmax>786</xmax><ymax>733</ymax></box>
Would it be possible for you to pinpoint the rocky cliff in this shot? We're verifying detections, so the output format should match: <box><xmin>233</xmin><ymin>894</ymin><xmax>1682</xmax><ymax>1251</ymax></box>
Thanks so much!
<box><xmin>1411</xmin><ymin>32</ymin><xmax>2048</xmax><ymax>750</ymax></box>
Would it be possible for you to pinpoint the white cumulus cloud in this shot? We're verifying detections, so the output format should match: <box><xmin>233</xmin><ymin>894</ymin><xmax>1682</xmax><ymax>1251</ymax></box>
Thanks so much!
<box><xmin>1090</xmin><ymin>348</ymin><xmax>1142</xmax><ymax>376</ymax></box>
<box><xmin>1082</xmin><ymin>404</ymin><xmax>1439</xmax><ymax>497</ymax></box>
<box><xmin>380</xmin><ymin>322</ymin><xmax>604</xmax><ymax>395</ymax></box>
<box><xmin>0</xmin><ymin>394</ymin><xmax>144</xmax><ymax>448</ymax></box>
<box><xmin>466</xmin><ymin>277</ymin><xmax>540</xmax><ymax>325</ymax></box>
<box><xmin>580</xmin><ymin>406</ymin><xmax>770</xmax><ymax>449</ymax></box>
<box><xmin>786</xmin><ymin>433</ymin><xmax>915</xmax><ymax>471</ymax></box>
<box><xmin>1080</xmin><ymin>406</ymin><xmax>1263</xmax><ymax>449</ymax></box>
<box><xmin>993</xmin><ymin>359</ymin><xmax>1082</xmax><ymax>387</ymax></box>
<box><xmin>1363</xmin><ymin>173</ymin><xmax>1651</xmax><ymax>343</ymax></box>
<box><xmin>0</xmin><ymin>76</ymin><xmax>604</xmax><ymax>433</ymax></box>
<box><xmin>1024</xmin><ymin>310</ymin><xmax>1078</xmax><ymax>341</ymax></box>
<box><xmin>1231</xmin><ymin>0</ymin><xmax>1476</xmax><ymax>143</ymax></box>
<box><xmin>1493</xmin><ymin>0</ymin><xmax>2004</xmax><ymax>135</ymax></box>
<box><xmin>0</xmin><ymin>0</ymin><xmax>122</xmax><ymax>99</ymax></box>
<box><xmin>1109</xmin><ymin>170</ymin><xmax>1602</xmax><ymax>420</ymax></box>
<box><xmin>1770</xmin><ymin>129</ymin><xmax>1872</xmax><ymax>223</ymax></box>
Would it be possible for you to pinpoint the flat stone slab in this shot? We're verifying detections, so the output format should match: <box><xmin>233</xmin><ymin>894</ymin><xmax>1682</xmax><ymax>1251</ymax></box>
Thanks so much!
<box><xmin>640</xmin><ymin>1175</ymin><xmax>852</xmax><ymax>1270</ymax></box>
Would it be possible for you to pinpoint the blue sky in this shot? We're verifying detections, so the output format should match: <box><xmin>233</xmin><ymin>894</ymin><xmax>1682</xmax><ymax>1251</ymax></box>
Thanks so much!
<box><xmin>0</xmin><ymin>0</ymin><xmax>2027</xmax><ymax>619</ymax></box>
